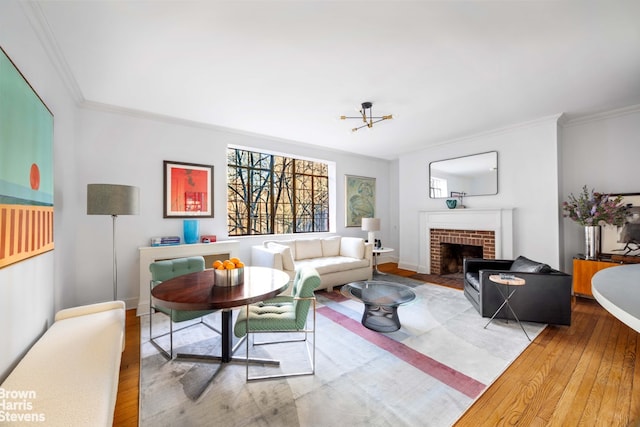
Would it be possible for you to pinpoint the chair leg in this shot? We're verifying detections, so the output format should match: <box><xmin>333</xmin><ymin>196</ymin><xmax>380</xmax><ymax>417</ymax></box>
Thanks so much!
<box><xmin>245</xmin><ymin>304</ymin><xmax>250</xmax><ymax>382</ymax></box>
<box><xmin>169</xmin><ymin>309</ymin><xmax>174</xmax><ymax>359</ymax></box>
<box><xmin>150</xmin><ymin>311</ymin><xmax>222</xmax><ymax>361</ymax></box>
<box><xmin>149</xmin><ymin>308</ymin><xmax>172</xmax><ymax>360</ymax></box>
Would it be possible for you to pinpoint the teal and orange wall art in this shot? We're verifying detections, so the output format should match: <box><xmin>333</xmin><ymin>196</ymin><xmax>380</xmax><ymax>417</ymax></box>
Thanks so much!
<box><xmin>0</xmin><ymin>46</ymin><xmax>54</xmax><ymax>268</ymax></box>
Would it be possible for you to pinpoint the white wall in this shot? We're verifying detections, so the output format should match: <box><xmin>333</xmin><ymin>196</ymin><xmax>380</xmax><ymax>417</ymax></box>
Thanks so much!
<box><xmin>73</xmin><ymin>107</ymin><xmax>391</xmax><ymax>310</ymax></box>
<box><xmin>397</xmin><ymin>115</ymin><xmax>562</xmax><ymax>272</ymax></box>
<box><xmin>559</xmin><ymin>106</ymin><xmax>640</xmax><ymax>272</ymax></box>
<box><xmin>0</xmin><ymin>0</ymin><xmax>79</xmax><ymax>380</ymax></box>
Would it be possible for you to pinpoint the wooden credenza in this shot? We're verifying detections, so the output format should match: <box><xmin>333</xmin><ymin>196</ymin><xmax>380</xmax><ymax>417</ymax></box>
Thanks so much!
<box><xmin>573</xmin><ymin>258</ymin><xmax>620</xmax><ymax>298</ymax></box>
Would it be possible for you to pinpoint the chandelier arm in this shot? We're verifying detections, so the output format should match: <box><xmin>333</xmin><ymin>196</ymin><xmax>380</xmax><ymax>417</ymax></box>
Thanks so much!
<box><xmin>342</xmin><ymin>115</ymin><xmax>386</xmax><ymax>120</ymax></box>
<box><xmin>351</xmin><ymin>122</ymin><xmax>370</xmax><ymax>132</ymax></box>
<box><xmin>370</xmin><ymin>117</ymin><xmax>390</xmax><ymax>125</ymax></box>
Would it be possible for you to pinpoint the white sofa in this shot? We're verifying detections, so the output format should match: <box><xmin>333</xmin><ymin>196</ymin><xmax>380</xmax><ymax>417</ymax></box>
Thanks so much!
<box><xmin>0</xmin><ymin>301</ymin><xmax>126</xmax><ymax>427</ymax></box>
<box><xmin>252</xmin><ymin>236</ymin><xmax>373</xmax><ymax>292</ymax></box>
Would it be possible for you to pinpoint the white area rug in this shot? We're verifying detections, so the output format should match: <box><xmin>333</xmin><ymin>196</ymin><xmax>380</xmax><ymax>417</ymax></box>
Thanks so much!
<box><xmin>139</xmin><ymin>277</ymin><xmax>545</xmax><ymax>426</ymax></box>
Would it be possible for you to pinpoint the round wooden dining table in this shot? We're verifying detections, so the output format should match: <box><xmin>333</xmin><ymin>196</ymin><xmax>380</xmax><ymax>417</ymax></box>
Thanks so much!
<box><xmin>151</xmin><ymin>266</ymin><xmax>290</xmax><ymax>364</ymax></box>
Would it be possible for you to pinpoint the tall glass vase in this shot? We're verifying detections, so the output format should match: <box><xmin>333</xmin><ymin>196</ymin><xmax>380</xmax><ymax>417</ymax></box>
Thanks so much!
<box><xmin>584</xmin><ymin>225</ymin><xmax>600</xmax><ymax>260</ymax></box>
<box><xmin>183</xmin><ymin>219</ymin><xmax>199</xmax><ymax>244</ymax></box>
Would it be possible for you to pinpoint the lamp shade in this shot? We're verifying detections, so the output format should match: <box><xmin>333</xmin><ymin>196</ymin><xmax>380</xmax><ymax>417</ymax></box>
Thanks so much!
<box><xmin>87</xmin><ymin>184</ymin><xmax>140</xmax><ymax>216</ymax></box>
<box><xmin>361</xmin><ymin>218</ymin><xmax>381</xmax><ymax>232</ymax></box>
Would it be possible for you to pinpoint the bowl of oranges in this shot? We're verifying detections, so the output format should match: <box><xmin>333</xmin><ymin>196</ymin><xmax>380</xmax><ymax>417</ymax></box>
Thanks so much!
<box><xmin>212</xmin><ymin>258</ymin><xmax>245</xmax><ymax>287</ymax></box>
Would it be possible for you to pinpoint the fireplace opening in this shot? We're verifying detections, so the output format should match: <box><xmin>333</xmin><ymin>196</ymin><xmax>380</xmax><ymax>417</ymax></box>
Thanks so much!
<box><xmin>439</xmin><ymin>243</ymin><xmax>483</xmax><ymax>275</ymax></box>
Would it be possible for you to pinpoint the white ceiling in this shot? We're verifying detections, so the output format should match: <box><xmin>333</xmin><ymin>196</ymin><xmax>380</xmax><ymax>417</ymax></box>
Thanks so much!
<box><xmin>29</xmin><ymin>0</ymin><xmax>640</xmax><ymax>160</ymax></box>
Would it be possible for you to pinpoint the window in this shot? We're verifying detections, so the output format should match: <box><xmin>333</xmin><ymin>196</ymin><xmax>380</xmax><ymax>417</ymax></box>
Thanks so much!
<box><xmin>227</xmin><ymin>147</ymin><xmax>330</xmax><ymax>236</ymax></box>
<box><xmin>430</xmin><ymin>176</ymin><xmax>448</xmax><ymax>198</ymax></box>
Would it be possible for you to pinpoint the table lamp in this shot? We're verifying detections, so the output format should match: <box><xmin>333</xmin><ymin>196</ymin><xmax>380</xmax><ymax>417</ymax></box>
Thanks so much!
<box><xmin>361</xmin><ymin>218</ymin><xmax>381</xmax><ymax>245</ymax></box>
<box><xmin>87</xmin><ymin>184</ymin><xmax>140</xmax><ymax>300</ymax></box>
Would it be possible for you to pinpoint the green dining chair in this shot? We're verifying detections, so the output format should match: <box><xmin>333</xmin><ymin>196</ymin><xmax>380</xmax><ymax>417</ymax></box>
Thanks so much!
<box><xmin>149</xmin><ymin>256</ymin><xmax>219</xmax><ymax>360</ymax></box>
<box><xmin>234</xmin><ymin>266</ymin><xmax>320</xmax><ymax>381</ymax></box>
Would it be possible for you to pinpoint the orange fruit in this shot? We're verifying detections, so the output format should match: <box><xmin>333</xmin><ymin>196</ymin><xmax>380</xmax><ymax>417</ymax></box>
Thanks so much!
<box><xmin>225</xmin><ymin>263</ymin><xmax>235</xmax><ymax>270</ymax></box>
<box><xmin>212</xmin><ymin>260</ymin><xmax>223</xmax><ymax>269</ymax></box>
<box><xmin>235</xmin><ymin>262</ymin><xmax>245</xmax><ymax>268</ymax></box>
<box><xmin>230</xmin><ymin>257</ymin><xmax>240</xmax><ymax>264</ymax></box>
<box><xmin>216</xmin><ymin>264</ymin><xmax>226</xmax><ymax>270</ymax></box>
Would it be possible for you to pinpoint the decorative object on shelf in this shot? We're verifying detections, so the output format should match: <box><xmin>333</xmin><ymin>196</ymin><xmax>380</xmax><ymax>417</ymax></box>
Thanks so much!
<box><xmin>150</xmin><ymin>236</ymin><xmax>181</xmax><ymax>246</ymax></box>
<box><xmin>163</xmin><ymin>160</ymin><xmax>214</xmax><ymax>218</ymax></box>
<box><xmin>201</xmin><ymin>235</ymin><xmax>217</xmax><ymax>243</ymax></box>
<box><xmin>584</xmin><ymin>225</ymin><xmax>600</xmax><ymax>260</ymax></box>
<box><xmin>446</xmin><ymin>199</ymin><xmax>457</xmax><ymax>209</ymax></box>
<box><xmin>563</xmin><ymin>186</ymin><xmax>629</xmax><ymax>260</ymax></box>
<box><xmin>345</xmin><ymin>175</ymin><xmax>375</xmax><ymax>227</ymax></box>
<box><xmin>87</xmin><ymin>183</ymin><xmax>140</xmax><ymax>300</ymax></box>
<box><xmin>361</xmin><ymin>217</ymin><xmax>381</xmax><ymax>244</ymax></box>
<box><xmin>340</xmin><ymin>101</ymin><xmax>393</xmax><ymax>132</ymax></box>
<box><xmin>450</xmin><ymin>191</ymin><xmax>466</xmax><ymax>209</ymax></box>
<box><xmin>183</xmin><ymin>219</ymin><xmax>199</xmax><ymax>244</ymax></box>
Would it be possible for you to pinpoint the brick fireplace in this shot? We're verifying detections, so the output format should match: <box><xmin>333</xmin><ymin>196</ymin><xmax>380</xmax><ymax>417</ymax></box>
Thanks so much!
<box><xmin>430</xmin><ymin>228</ymin><xmax>495</xmax><ymax>274</ymax></box>
<box><xmin>418</xmin><ymin>208</ymin><xmax>513</xmax><ymax>275</ymax></box>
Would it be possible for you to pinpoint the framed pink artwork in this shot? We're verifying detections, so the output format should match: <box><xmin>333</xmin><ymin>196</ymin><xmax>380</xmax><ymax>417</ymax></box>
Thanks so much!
<box><xmin>163</xmin><ymin>160</ymin><xmax>214</xmax><ymax>218</ymax></box>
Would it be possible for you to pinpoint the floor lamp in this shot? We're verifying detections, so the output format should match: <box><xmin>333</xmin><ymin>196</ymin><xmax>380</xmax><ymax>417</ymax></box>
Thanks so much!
<box><xmin>87</xmin><ymin>184</ymin><xmax>140</xmax><ymax>301</ymax></box>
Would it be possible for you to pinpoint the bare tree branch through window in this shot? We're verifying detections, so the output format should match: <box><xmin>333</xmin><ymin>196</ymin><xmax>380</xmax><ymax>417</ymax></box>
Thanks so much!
<box><xmin>227</xmin><ymin>148</ymin><xmax>329</xmax><ymax>236</ymax></box>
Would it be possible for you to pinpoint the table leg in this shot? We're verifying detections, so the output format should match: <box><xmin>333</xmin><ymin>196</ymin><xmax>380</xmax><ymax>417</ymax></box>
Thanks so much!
<box><xmin>221</xmin><ymin>310</ymin><xmax>232</xmax><ymax>362</ymax></box>
<box><xmin>362</xmin><ymin>303</ymin><xmax>401</xmax><ymax>332</ymax></box>
<box><xmin>373</xmin><ymin>252</ymin><xmax>387</xmax><ymax>275</ymax></box>
<box><xmin>176</xmin><ymin>309</ymin><xmax>279</xmax><ymax>365</ymax></box>
<box><xmin>484</xmin><ymin>284</ymin><xmax>531</xmax><ymax>341</ymax></box>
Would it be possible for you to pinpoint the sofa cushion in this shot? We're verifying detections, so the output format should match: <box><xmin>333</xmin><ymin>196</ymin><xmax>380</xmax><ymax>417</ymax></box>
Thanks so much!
<box><xmin>509</xmin><ymin>255</ymin><xmax>552</xmax><ymax>273</ymax></box>
<box><xmin>339</xmin><ymin>237</ymin><xmax>365</xmax><ymax>259</ymax></box>
<box><xmin>295</xmin><ymin>256</ymin><xmax>370</xmax><ymax>275</ymax></box>
<box><xmin>296</xmin><ymin>239</ymin><xmax>323</xmax><ymax>260</ymax></box>
<box><xmin>465</xmin><ymin>272</ymin><xmax>480</xmax><ymax>292</ymax></box>
<box><xmin>321</xmin><ymin>236</ymin><xmax>341</xmax><ymax>257</ymax></box>
<box><xmin>266</xmin><ymin>242</ymin><xmax>295</xmax><ymax>271</ymax></box>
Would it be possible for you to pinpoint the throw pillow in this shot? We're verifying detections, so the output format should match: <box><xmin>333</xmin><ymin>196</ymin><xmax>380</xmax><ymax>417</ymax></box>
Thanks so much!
<box><xmin>296</xmin><ymin>239</ymin><xmax>323</xmax><ymax>260</ymax></box>
<box><xmin>339</xmin><ymin>237</ymin><xmax>365</xmax><ymax>259</ymax></box>
<box><xmin>321</xmin><ymin>236</ymin><xmax>341</xmax><ymax>257</ymax></box>
<box><xmin>509</xmin><ymin>255</ymin><xmax>552</xmax><ymax>273</ymax></box>
<box><xmin>266</xmin><ymin>242</ymin><xmax>295</xmax><ymax>271</ymax></box>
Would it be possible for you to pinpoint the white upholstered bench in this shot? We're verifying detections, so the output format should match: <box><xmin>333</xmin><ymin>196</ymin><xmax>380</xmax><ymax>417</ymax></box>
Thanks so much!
<box><xmin>1</xmin><ymin>301</ymin><xmax>126</xmax><ymax>426</ymax></box>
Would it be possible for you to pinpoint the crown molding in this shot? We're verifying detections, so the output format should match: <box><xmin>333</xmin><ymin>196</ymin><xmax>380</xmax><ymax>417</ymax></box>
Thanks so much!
<box><xmin>428</xmin><ymin>113</ymin><xmax>564</xmax><ymax>149</ymax></box>
<box><xmin>20</xmin><ymin>1</ymin><xmax>85</xmax><ymax>104</ymax></box>
<box><xmin>79</xmin><ymin>100</ymin><xmax>385</xmax><ymax>161</ymax></box>
<box><xmin>562</xmin><ymin>104</ymin><xmax>640</xmax><ymax>127</ymax></box>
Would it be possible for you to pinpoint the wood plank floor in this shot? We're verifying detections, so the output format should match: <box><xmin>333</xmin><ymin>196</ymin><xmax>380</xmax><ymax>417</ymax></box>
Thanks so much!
<box><xmin>113</xmin><ymin>263</ymin><xmax>640</xmax><ymax>426</ymax></box>
<box><xmin>113</xmin><ymin>308</ymin><xmax>140</xmax><ymax>427</ymax></box>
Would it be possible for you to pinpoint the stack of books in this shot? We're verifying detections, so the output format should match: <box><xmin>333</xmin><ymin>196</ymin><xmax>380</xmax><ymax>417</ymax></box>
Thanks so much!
<box><xmin>150</xmin><ymin>236</ymin><xmax>181</xmax><ymax>247</ymax></box>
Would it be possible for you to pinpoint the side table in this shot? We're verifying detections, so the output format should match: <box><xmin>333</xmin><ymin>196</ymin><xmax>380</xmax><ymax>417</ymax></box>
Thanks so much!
<box><xmin>484</xmin><ymin>274</ymin><xmax>530</xmax><ymax>341</ymax></box>
<box><xmin>372</xmin><ymin>247</ymin><xmax>394</xmax><ymax>275</ymax></box>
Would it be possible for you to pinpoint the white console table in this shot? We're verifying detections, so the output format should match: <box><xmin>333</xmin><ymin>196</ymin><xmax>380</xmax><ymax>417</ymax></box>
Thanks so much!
<box><xmin>137</xmin><ymin>240</ymin><xmax>240</xmax><ymax>315</ymax></box>
<box><xmin>592</xmin><ymin>264</ymin><xmax>640</xmax><ymax>332</ymax></box>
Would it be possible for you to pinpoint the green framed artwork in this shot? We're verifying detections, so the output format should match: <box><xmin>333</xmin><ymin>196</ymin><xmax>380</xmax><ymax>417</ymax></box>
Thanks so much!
<box><xmin>0</xmin><ymin>46</ymin><xmax>54</xmax><ymax>268</ymax></box>
<box><xmin>345</xmin><ymin>175</ymin><xmax>375</xmax><ymax>227</ymax></box>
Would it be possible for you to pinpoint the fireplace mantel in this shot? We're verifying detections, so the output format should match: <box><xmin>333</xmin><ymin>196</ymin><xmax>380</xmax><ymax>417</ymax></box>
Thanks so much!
<box><xmin>418</xmin><ymin>209</ymin><xmax>514</xmax><ymax>274</ymax></box>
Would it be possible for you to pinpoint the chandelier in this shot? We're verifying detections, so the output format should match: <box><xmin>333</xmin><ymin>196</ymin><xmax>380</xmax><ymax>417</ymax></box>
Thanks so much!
<box><xmin>340</xmin><ymin>102</ymin><xmax>393</xmax><ymax>132</ymax></box>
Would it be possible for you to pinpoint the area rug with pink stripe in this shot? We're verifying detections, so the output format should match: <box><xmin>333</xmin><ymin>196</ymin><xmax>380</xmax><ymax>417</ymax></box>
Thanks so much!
<box><xmin>139</xmin><ymin>275</ymin><xmax>545</xmax><ymax>427</ymax></box>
